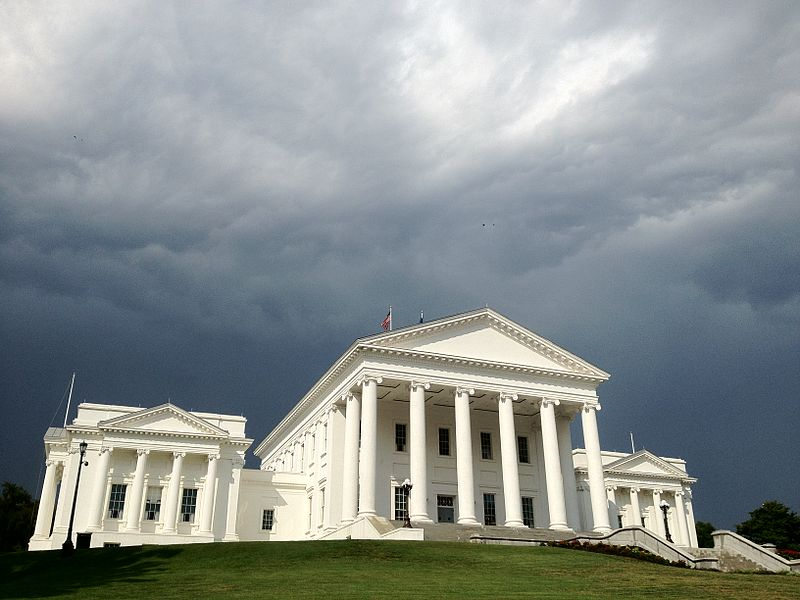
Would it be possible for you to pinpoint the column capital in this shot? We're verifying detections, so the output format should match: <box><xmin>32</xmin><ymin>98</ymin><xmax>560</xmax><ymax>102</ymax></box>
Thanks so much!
<box><xmin>207</xmin><ymin>453</ymin><xmax>220</xmax><ymax>462</ymax></box>
<box><xmin>409</xmin><ymin>380</ymin><xmax>430</xmax><ymax>392</ymax></box>
<box><xmin>540</xmin><ymin>397</ymin><xmax>560</xmax><ymax>408</ymax></box>
<box><xmin>498</xmin><ymin>392</ymin><xmax>518</xmax><ymax>403</ymax></box>
<box><xmin>356</xmin><ymin>374</ymin><xmax>382</xmax><ymax>387</ymax></box>
<box><xmin>629</xmin><ymin>486</ymin><xmax>640</xmax><ymax>493</ymax></box>
<box><xmin>340</xmin><ymin>392</ymin><xmax>356</xmax><ymax>404</ymax></box>
<box><xmin>137</xmin><ymin>448</ymin><xmax>150</xmax><ymax>456</ymax></box>
<box><xmin>674</xmin><ymin>490</ymin><xmax>685</xmax><ymax>498</ymax></box>
<box><xmin>606</xmin><ymin>485</ymin><xmax>617</xmax><ymax>492</ymax></box>
<box><xmin>455</xmin><ymin>386</ymin><xmax>475</xmax><ymax>396</ymax></box>
<box><xmin>582</xmin><ymin>402</ymin><xmax>601</xmax><ymax>412</ymax></box>
<box><xmin>99</xmin><ymin>447</ymin><xmax>113</xmax><ymax>455</ymax></box>
<box><xmin>173</xmin><ymin>451</ymin><xmax>186</xmax><ymax>459</ymax></box>
<box><xmin>45</xmin><ymin>459</ymin><xmax>57</xmax><ymax>468</ymax></box>
<box><xmin>652</xmin><ymin>489</ymin><xmax>663</xmax><ymax>496</ymax></box>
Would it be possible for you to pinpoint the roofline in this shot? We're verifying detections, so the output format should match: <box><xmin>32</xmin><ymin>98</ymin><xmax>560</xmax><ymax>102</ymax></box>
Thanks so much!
<box><xmin>254</xmin><ymin>307</ymin><xmax>609</xmax><ymax>456</ymax></box>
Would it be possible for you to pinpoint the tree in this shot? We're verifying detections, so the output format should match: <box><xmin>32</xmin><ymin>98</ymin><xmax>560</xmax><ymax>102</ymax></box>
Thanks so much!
<box><xmin>0</xmin><ymin>482</ymin><xmax>37</xmax><ymax>552</ymax></box>
<box><xmin>736</xmin><ymin>500</ymin><xmax>800</xmax><ymax>550</ymax></box>
<box><xmin>695</xmin><ymin>521</ymin><xmax>716</xmax><ymax>548</ymax></box>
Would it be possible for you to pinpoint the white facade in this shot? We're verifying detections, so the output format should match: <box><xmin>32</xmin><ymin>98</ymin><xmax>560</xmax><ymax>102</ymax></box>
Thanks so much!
<box><xmin>29</xmin><ymin>403</ymin><xmax>251</xmax><ymax>550</ymax></box>
<box><xmin>31</xmin><ymin>308</ymin><xmax>698</xmax><ymax>549</ymax></box>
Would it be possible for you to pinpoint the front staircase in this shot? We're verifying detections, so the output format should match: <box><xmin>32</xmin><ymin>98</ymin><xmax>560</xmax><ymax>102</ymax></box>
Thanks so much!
<box><xmin>319</xmin><ymin>518</ymin><xmax>799</xmax><ymax>573</ymax></box>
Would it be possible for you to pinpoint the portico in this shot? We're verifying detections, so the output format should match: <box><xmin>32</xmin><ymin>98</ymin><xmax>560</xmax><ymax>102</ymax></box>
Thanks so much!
<box><xmin>28</xmin><ymin>403</ymin><xmax>251</xmax><ymax>550</ymax></box>
<box><xmin>255</xmin><ymin>308</ymin><xmax>617</xmax><ymax>535</ymax></box>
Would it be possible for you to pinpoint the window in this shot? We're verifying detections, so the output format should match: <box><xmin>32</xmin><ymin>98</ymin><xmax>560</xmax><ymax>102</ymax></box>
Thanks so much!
<box><xmin>319</xmin><ymin>488</ymin><xmax>325</xmax><ymax>525</ymax></box>
<box><xmin>480</xmin><ymin>432</ymin><xmax>493</xmax><ymax>460</ymax></box>
<box><xmin>307</xmin><ymin>495</ymin><xmax>313</xmax><ymax>531</ymax></box>
<box><xmin>323</xmin><ymin>423</ymin><xmax>328</xmax><ymax>449</ymax></box>
<box><xmin>437</xmin><ymin>495</ymin><xmax>454</xmax><ymax>523</ymax></box>
<box><xmin>438</xmin><ymin>428</ymin><xmax>450</xmax><ymax>456</ymax></box>
<box><xmin>394</xmin><ymin>486</ymin><xmax>407</xmax><ymax>521</ymax></box>
<box><xmin>483</xmin><ymin>493</ymin><xmax>496</xmax><ymax>526</ymax></box>
<box><xmin>144</xmin><ymin>486</ymin><xmax>161</xmax><ymax>521</ymax></box>
<box><xmin>180</xmin><ymin>488</ymin><xmax>198</xmax><ymax>523</ymax></box>
<box><xmin>522</xmin><ymin>496</ymin><xmax>535</xmax><ymax>528</ymax></box>
<box><xmin>262</xmin><ymin>508</ymin><xmax>275</xmax><ymax>531</ymax></box>
<box><xmin>617</xmin><ymin>514</ymin><xmax>623</xmax><ymax>528</ymax></box>
<box><xmin>517</xmin><ymin>436</ymin><xmax>530</xmax><ymax>464</ymax></box>
<box><xmin>107</xmin><ymin>483</ymin><xmax>127</xmax><ymax>519</ymax></box>
<box><xmin>395</xmin><ymin>423</ymin><xmax>407</xmax><ymax>452</ymax></box>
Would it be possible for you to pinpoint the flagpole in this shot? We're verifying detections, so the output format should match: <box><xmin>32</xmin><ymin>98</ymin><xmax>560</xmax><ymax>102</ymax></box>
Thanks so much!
<box><xmin>389</xmin><ymin>305</ymin><xmax>392</xmax><ymax>331</ymax></box>
<box><xmin>63</xmin><ymin>372</ymin><xmax>75</xmax><ymax>428</ymax></box>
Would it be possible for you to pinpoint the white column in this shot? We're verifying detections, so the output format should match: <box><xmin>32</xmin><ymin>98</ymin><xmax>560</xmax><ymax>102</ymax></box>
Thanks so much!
<box><xmin>409</xmin><ymin>381</ymin><xmax>432</xmax><ymax>523</ymax></box>
<box><xmin>198</xmin><ymin>453</ymin><xmax>219</xmax><ymax>535</ymax></box>
<box><xmin>652</xmin><ymin>489</ymin><xmax>666</xmax><ymax>538</ymax></box>
<box><xmin>53</xmin><ymin>450</ymin><xmax>79</xmax><ymax>530</ymax></box>
<box><xmin>314</xmin><ymin>419</ymin><xmax>324</xmax><ymax>465</ymax></box>
<box><xmin>628</xmin><ymin>487</ymin><xmax>641</xmax><ymax>527</ymax></box>
<box><xmin>685</xmin><ymin>492</ymin><xmax>698</xmax><ymax>547</ymax></box>
<box><xmin>357</xmin><ymin>375</ymin><xmax>381</xmax><ymax>518</ymax></box>
<box><xmin>224</xmin><ymin>456</ymin><xmax>244</xmax><ymax>541</ymax></box>
<box><xmin>606</xmin><ymin>486</ymin><xmax>618</xmax><ymax>528</ymax></box>
<box><xmin>540</xmin><ymin>398</ymin><xmax>569</xmax><ymax>530</ymax></box>
<box><xmin>556</xmin><ymin>414</ymin><xmax>581</xmax><ymax>530</ymax></box>
<box><xmin>581</xmin><ymin>403</ymin><xmax>612</xmax><ymax>533</ymax></box>
<box><xmin>33</xmin><ymin>460</ymin><xmax>60</xmax><ymax>538</ymax></box>
<box><xmin>674</xmin><ymin>490</ymin><xmax>690</xmax><ymax>546</ymax></box>
<box><xmin>498</xmin><ymin>393</ymin><xmax>524</xmax><ymax>527</ymax></box>
<box><xmin>455</xmin><ymin>386</ymin><xmax>479</xmax><ymax>525</ymax></box>
<box><xmin>162</xmin><ymin>451</ymin><xmax>185</xmax><ymax>534</ymax></box>
<box><xmin>341</xmin><ymin>392</ymin><xmax>361</xmax><ymax>524</ymax></box>
<box><xmin>86</xmin><ymin>448</ymin><xmax>112</xmax><ymax>531</ymax></box>
<box><xmin>125</xmin><ymin>449</ymin><xmax>149</xmax><ymax>531</ymax></box>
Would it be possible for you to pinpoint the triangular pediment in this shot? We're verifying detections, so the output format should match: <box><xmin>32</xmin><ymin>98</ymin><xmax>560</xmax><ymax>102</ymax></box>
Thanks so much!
<box><xmin>98</xmin><ymin>403</ymin><xmax>228</xmax><ymax>438</ymax></box>
<box><xmin>361</xmin><ymin>309</ymin><xmax>608</xmax><ymax>378</ymax></box>
<box><xmin>605</xmin><ymin>450</ymin><xmax>687</xmax><ymax>478</ymax></box>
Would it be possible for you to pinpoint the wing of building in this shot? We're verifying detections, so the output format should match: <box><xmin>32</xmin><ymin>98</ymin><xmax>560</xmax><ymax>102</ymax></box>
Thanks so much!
<box><xmin>30</xmin><ymin>308</ymin><xmax>698</xmax><ymax>550</ymax></box>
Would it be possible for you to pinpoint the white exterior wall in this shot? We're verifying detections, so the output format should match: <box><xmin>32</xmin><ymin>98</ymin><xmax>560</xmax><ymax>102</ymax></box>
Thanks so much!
<box><xmin>30</xmin><ymin>309</ymin><xmax>698</xmax><ymax>550</ymax></box>
<box><xmin>30</xmin><ymin>403</ymin><xmax>251</xmax><ymax>550</ymax></box>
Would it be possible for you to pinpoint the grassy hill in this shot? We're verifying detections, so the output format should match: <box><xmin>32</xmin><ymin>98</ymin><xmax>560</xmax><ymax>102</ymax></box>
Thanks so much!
<box><xmin>2</xmin><ymin>540</ymin><xmax>797</xmax><ymax>599</ymax></box>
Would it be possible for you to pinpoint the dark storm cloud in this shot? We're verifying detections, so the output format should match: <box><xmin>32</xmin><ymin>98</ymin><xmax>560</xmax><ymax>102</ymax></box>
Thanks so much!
<box><xmin>1</xmin><ymin>1</ymin><xmax>798</xmax><ymax>529</ymax></box>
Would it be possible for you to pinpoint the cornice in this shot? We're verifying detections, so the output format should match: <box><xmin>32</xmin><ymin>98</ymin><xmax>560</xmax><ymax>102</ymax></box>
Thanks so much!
<box><xmin>359</xmin><ymin>344</ymin><xmax>607</xmax><ymax>383</ymax></box>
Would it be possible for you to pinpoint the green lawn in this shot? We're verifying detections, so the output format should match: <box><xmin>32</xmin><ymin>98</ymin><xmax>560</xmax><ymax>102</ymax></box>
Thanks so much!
<box><xmin>1</xmin><ymin>540</ymin><xmax>797</xmax><ymax>599</ymax></box>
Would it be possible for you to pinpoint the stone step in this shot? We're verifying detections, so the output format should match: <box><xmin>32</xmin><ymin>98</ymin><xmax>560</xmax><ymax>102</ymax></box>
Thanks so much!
<box><xmin>412</xmin><ymin>522</ymin><xmax>589</xmax><ymax>543</ymax></box>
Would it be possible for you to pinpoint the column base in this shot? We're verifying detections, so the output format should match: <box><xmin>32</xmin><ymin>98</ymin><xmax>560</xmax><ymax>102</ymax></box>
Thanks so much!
<box><xmin>548</xmin><ymin>523</ymin><xmax>571</xmax><ymax>531</ymax></box>
<box><xmin>594</xmin><ymin>526</ymin><xmax>612</xmax><ymax>535</ymax></box>
<box><xmin>504</xmin><ymin>519</ymin><xmax>526</xmax><ymax>528</ymax></box>
<box><xmin>457</xmin><ymin>517</ymin><xmax>480</xmax><ymax>526</ymax></box>
<box><xmin>410</xmin><ymin>515</ymin><xmax>434</xmax><ymax>525</ymax></box>
<box><xmin>357</xmin><ymin>511</ymin><xmax>377</xmax><ymax>519</ymax></box>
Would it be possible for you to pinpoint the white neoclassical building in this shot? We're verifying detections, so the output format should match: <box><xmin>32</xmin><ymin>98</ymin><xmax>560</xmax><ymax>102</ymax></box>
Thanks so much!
<box><xmin>30</xmin><ymin>308</ymin><xmax>698</xmax><ymax>550</ymax></box>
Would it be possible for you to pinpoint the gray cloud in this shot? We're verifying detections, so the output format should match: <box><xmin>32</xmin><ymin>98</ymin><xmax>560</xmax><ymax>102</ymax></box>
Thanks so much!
<box><xmin>1</xmin><ymin>1</ymin><xmax>798</xmax><ymax>528</ymax></box>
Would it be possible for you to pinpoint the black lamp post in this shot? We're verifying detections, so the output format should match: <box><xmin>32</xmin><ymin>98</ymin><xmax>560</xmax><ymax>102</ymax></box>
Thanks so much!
<box><xmin>660</xmin><ymin>499</ymin><xmax>673</xmax><ymax>543</ymax></box>
<box><xmin>401</xmin><ymin>479</ymin><xmax>413</xmax><ymax>528</ymax></box>
<box><xmin>62</xmin><ymin>441</ymin><xmax>89</xmax><ymax>554</ymax></box>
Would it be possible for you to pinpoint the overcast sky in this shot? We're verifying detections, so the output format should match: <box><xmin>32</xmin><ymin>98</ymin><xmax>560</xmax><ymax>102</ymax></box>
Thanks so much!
<box><xmin>1</xmin><ymin>1</ymin><xmax>798</xmax><ymax>530</ymax></box>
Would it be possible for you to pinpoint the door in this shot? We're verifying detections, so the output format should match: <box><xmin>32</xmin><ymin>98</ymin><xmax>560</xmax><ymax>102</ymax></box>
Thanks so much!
<box><xmin>437</xmin><ymin>495</ymin><xmax>455</xmax><ymax>523</ymax></box>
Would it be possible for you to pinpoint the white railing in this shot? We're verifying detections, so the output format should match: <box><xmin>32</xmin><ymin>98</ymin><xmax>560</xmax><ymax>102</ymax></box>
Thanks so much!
<box><xmin>712</xmin><ymin>530</ymin><xmax>800</xmax><ymax>573</ymax></box>
<box><xmin>566</xmin><ymin>526</ymin><xmax>718</xmax><ymax>570</ymax></box>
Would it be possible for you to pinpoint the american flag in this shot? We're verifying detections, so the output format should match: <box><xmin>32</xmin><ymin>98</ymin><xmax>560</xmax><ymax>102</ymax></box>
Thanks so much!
<box><xmin>381</xmin><ymin>308</ymin><xmax>392</xmax><ymax>331</ymax></box>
